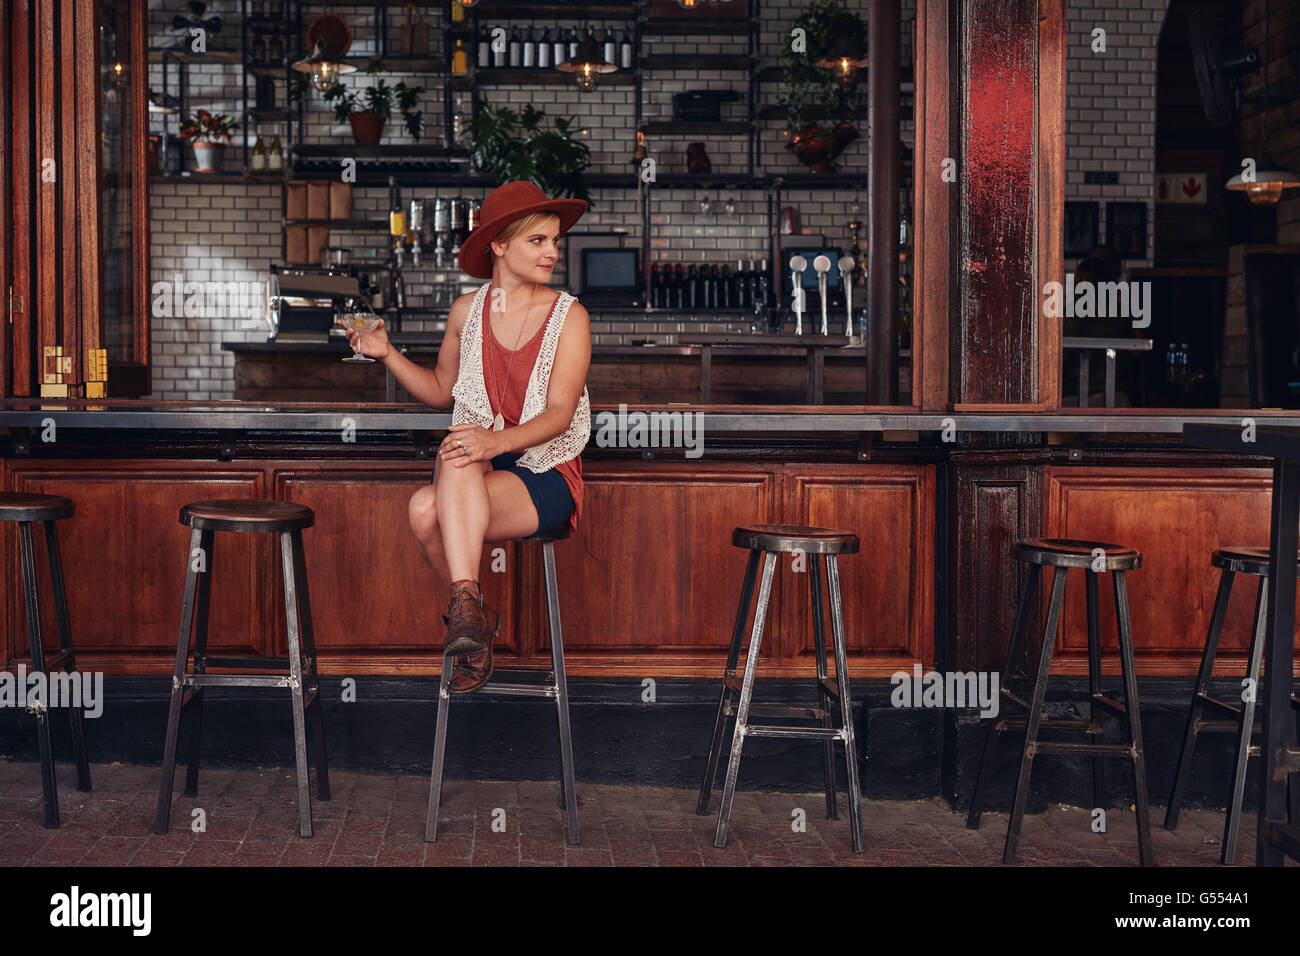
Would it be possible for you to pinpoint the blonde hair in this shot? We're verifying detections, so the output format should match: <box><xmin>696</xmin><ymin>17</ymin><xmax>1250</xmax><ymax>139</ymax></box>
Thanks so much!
<box><xmin>494</xmin><ymin>211</ymin><xmax>561</xmax><ymax>247</ymax></box>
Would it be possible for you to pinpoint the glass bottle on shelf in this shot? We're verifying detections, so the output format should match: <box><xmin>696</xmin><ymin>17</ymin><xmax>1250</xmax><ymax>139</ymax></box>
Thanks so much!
<box><xmin>620</xmin><ymin>28</ymin><xmax>633</xmax><ymax>70</ymax></box>
<box><xmin>649</xmin><ymin>263</ymin><xmax>660</xmax><ymax>308</ymax></box>
<box><xmin>553</xmin><ymin>31</ymin><xmax>567</xmax><ymax>67</ymax></box>
<box><xmin>251</xmin><ymin>134</ymin><xmax>267</xmax><ymax>173</ymax></box>
<box><xmin>268</xmin><ymin>134</ymin><xmax>283</xmax><ymax>173</ymax></box>
<box><xmin>492</xmin><ymin>26</ymin><xmax>506</xmax><ymax>68</ymax></box>
<box><xmin>508</xmin><ymin>26</ymin><xmax>522</xmax><ymax>67</ymax></box>
<box><xmin>478</xmin><ymin>28</ymin><xmax>491</xmax><ymax>68</ymax></box>
<box><xmin>603</xmin><ymin>27</ymin><xmax>617</xmax><ymax>68</ymax></box>
<box><xmin>567</xmin><ymin>27</ymin><xmax>579</xmax><ymax>61</ymax></box>
<box><xmin>673</xmin><ymin>263</ymin><xmax>685</xmax><ymax>310</ymax></box>
<box><xmin>452</xmin><ymin>96</ymin><xmax>468</xmax><ymax>148</ymax></box>
<box><xmin>720</xmin><ymin>263</ymin><xmax>732</xmax><ymax>308</ymax></box>
<box><xmin>451</xmin><ymin>1</ymin><xmax>466</xmax><ymax>25</ymax></box>
<box><xmin>523</xmin><ymin>26</ymin><xmax>536</xmax><ymax>68</ymax></box>
<box><xmin>452</xmin><ymin>39</ymin><xmax>468</xmax><ymax>75</ymax></box>
<box><xmin>685</xmin><ymin>265</ymin><xmax>697</xmax><ymax>309</ymax></box>
<box><xmin>538</xmin><ymin>28</ymin><xmax>551</xmax><ymax>69</ymax></box>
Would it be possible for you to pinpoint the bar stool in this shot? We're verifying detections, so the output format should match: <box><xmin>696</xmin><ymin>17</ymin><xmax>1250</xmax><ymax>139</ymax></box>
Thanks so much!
<box><xmin>426</xmin><ymin>525</ymin><xmax>578</xmax><ymax>844</ymax></box>
<box><xmin>0</xmin><ymin>492</ymin><xmax>91</xmax><ymax>827</ymax></box>
<box><xmin>1165</xmin><ymin>546</ymin><xmax>1300</xmax><ymax>863</ymax></box>
<box><xmin>155</xmin><ymin>499</ymin><xmax>329</xmax><ymax>838</ymax></box>
<box><xmin>967</xmin><ymin>537</ymin><xmax>1153</xmax><ymax>866</ymax></box>
<box><xmin>697</xmin><ymin>524</ymin><xmax>863</xmax><ymax>852</ymax></box>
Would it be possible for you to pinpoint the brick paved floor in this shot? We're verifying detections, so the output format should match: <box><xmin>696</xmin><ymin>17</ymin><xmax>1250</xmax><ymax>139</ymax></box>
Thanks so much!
<box><xmin>0</xmin><ymin>761</ymin><xmax>1283</xmax><ymax>866</ymax></box>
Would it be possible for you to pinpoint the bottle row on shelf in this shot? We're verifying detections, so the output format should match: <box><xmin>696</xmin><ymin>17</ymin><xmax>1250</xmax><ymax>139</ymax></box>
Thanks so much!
<box><xmin>650</xmin><ymin>259</ymin><xmax>771</xmax><ymax>311</ymax></box>
<box><xmin>476</xmin><ymin>26</ymin><xmax>635</xmax><ymax>71</ymax></box>
<box><xmin>250</xmin><ymin>135</ymin><xmax>285</xmax><ymax>173</ymax></box>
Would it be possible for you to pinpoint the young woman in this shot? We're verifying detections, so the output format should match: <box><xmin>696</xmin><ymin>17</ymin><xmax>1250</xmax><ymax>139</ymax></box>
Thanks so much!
<box><xmin>342</xmin><ymin>181</ymin><xmax>591</xmax><ymax>694</ymax></box>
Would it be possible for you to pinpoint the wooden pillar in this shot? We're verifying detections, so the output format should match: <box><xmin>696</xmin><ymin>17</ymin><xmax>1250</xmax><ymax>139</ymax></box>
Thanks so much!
<box><xmin>951</xmin><ymin>0</ymin><xmax>1063</xmax><ymax>410</ymax></box>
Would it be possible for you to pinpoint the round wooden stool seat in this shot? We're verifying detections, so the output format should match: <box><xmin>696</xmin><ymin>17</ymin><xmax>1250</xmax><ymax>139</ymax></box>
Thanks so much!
<box><xmin>732</xmin><ymin>524</ymin><xmax>859</xmax><ymax>555</ymax></box>
<box><xmin>524</xmin><ymin>525</ymin><xmax>570</xmax><ymax>543</ymax></box>
<box><xmin>180</xmin><ymin>499</ymin><xmax>314</xmax><ymax>533</ymax></box>
<box><xmin>1015</xmin><ymin>537</ymin><xmax>1141</xmax><ymax>571</ymax></box>
<box><xmin>0</xmin><ymin>492</ymin><xmax>75</xmax><ymax>522</ymax></box>
<box><xmin>1211</xmin><ymin>546</ymin><xmax>1300</xmax><ymax>577</ymax></box>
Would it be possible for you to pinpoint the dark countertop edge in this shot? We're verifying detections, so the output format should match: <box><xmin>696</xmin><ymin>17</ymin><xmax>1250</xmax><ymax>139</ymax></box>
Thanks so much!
<box><xmin>0</xmin><ymin>406</ymin><xmax>1296</xmax><ymax>435</ymax></box>
<box><xmin>221</xmin><ymin>341</ymin><xmax>875</xmax><ymax>358</ymax></box>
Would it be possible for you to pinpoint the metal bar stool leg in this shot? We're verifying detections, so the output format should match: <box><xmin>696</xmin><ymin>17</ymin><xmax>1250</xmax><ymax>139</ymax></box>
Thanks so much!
<box><xmin>1223</xmin><ymin>576</ymin><xmax>1267</xmax><ymax>864</ymax></box>
<box><xmin>1166</xmin><ymin>567</ymin><xmax>1234</xmax><ymax>829</ymax></box>
<box><xmin>543</xmin><ymin>540</ymin><xmax>580</xmax><ymax>845</ymax></box>
<box><xmin>713</xmin><ymin>551</ymin><xmax>777</xmax><ymax>849</ymax></box>
<box><xmin>291</xmin><ymin>529</ymin><xmax>329</xmax><ymax>801</ymax></box>
<box><xmin>968</xmin><ymin>562</ymin><xmax>1040</xmax><ymax>828</ymax></box>
<box><xmin>44</xmin><ymin>519</ymin><xmax>90</xmax><ymax>793</ymax></box>
<box><xmin>280</xmin><ymin>531</ymin><xmax>313</xmax><ymax>838</ymax></box>
<box><xmin>19</xmin><ymin>522</ymin><xmax>59</xmax><ymax>828</ymax></box>
<box><xmin>1084</xmin><ymin>570</ymin><xmax>1106</xmax><ymax>811</ymax></box>
<box><xmin>697</xmin><ymin>548</ymin><xmax>759</xmax><ymax>815</ymax></box>
<box><xmin>156</xmin><ymin>526</ymin><xmax>203</xmax><ymax>834</ymax></box>
<box><xmin>826</xmin><ymin>555</ymin><xmax>864</xmax><ymax>852</ymax></box>
<box><xmin>425</xmin><ymin>652</ymin><xmax>455</xmax><ymax>842</ymax></box>
<box><xmin>184</xmin><ymin>528</ymin><xmax>214</xmax><ymax>796</ymax></box>
<box><xmin>1113</xmin><ymin>570</ymin><xmax>1153</xmax><ymax>867</ymax></box>
<box><xmin>810</xmin><ymin>554</ymin><xmax>838</xmax><ymax>820</ymax></box>
<box><xmin>1004</xmin><ymin>565</ymin><xmax>1068</xmax><ymax>864</ymax></box>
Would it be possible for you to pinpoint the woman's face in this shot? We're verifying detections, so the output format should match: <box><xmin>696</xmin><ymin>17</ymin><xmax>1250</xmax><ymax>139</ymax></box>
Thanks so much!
<box><xmin>492</xmin><ymin>216</ymin><xmax>560</xmax><ymax>283</ymax></box>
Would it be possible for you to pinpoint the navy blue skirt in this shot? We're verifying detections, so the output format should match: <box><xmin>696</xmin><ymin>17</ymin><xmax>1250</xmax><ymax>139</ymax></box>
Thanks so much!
<box><xmin>432</xmin><ymin>451</ymin><xmax>573</xmax><ymax>533</ymax></box>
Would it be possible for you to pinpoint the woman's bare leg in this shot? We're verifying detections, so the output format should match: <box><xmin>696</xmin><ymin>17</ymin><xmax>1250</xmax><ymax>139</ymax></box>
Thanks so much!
<box><xmin>408</xmin><ymin>451</ymin><xmax>547</xmax><ymax>591</ymax></box>
<box><xmin>435</xmin><ymin>452</ymin><xmax>494</xmax><ymax>581</ymax></box>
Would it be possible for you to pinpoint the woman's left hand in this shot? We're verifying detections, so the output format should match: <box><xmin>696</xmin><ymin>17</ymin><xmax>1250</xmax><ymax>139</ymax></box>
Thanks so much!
<box><xmin>440</xmin><ymin>423</ymin><xmax>507</xmax><ymax>467</ymax></box>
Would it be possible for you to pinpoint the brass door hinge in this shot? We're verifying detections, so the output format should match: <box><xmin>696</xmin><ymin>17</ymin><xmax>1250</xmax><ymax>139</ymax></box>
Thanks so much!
<box><xmin>8</xmin><ymin>287</ymin><xmax>22</xmax><ymax>324</ymax></box>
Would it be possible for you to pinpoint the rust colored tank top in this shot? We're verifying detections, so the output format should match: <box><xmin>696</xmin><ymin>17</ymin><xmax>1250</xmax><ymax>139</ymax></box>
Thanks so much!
<box><xmin>482</xmin><ymin>290</ymin><xmax>583</xmax><ymax>533</ymax></box>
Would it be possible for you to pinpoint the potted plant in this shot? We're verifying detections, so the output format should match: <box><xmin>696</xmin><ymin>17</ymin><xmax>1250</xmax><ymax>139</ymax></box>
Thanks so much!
<box><xmin>323</xmin><ymin>62</ymin><xmax>424</xmax><ymax>146</ymax></box>
<box><xmin>775</xmin><ymin>0</ymin><xmax>867</xmax><ymax>173</ymax></box>
<box><xmin>177</xmin><ymin>109</ymin><xmax>237</xmax><ymax>173</ymax></box>
<box><xmin>468</xmin><ymin>100</ymin><xmax>591</xmax><ymax>203</ymax></box>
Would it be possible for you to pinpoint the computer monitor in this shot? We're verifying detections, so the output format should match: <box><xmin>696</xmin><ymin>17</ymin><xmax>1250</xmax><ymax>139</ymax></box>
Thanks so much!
<box><xmin>582</xmin><ymin>248</ymin><xmax>640</xmax><ymax>295</ymax></box>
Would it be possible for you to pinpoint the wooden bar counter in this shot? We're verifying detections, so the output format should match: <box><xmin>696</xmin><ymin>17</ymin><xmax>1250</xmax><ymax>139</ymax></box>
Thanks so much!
<box><xmin>3</xmin><ymin>399</ymin><xmax>1298</xmax><ymax>685</ymax></box>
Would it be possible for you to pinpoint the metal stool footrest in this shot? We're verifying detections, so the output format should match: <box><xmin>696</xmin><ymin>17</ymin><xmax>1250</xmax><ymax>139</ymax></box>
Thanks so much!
<box><xmin>426</xmin><ymin>538</ymin><xmax>579</xmax><ymax>846</ymax></box>
<box><xmin>967</xmin><ymin>544</ymin><xmax>1153</xmax><ymax>866</ymax></box>
<box><xmin>1165</xmin><ymin>551</ymin><xmax>1300</xmax><ymax>864</ymax></box>
<box><xmin>156</xmin><ymin>518</ymin><xmax>329</xmax><ymax>839</ymax></box>
<box><xmin>697</xmin><ymin>531</ymin><xmax>864</xmax><ymax>853</ymax></box>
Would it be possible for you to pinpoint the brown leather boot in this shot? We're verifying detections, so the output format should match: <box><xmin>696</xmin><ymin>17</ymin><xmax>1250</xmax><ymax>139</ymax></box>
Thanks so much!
<box><xmin>443</xmin><ymin>580</ymin><xmax>490</xmax><ymax>656</ymax></box>
<box><xmin>448</xmin><ymin>643</ymin><xmax>495</xmax><ymax>694</ymax></box>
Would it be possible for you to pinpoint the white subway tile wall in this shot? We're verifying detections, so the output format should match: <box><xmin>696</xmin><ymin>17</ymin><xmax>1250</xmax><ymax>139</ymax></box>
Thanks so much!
<box><xmin>145</xmin><ymin>0</ymin><xmax>910</xmax><ymax>399</ymax></box>
<box><xmin>1065</xmin><ymin>0</ymin><xmax>1170</xmax><ymax>270</ymax></box>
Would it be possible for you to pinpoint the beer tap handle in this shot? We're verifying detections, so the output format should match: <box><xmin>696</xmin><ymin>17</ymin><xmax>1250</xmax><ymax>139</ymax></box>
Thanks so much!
<box><xmin>838</xmin><ymin>255</ymin><xmax>855</xmax><ymax>338</ymax></box>
<box><xmin>789</xmin><ymin>254</ymin><xmax>807</xmax><ymax>336</ymax></box>
<box><xmin>813</xmin><ymin>255</ymin><xmax>831</xmax><ymax>337</ymax></box>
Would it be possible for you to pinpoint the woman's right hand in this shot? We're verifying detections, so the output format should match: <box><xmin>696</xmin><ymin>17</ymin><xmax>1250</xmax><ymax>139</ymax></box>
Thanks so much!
<box><xmin>341</xmin><ymin>317</ymin><xmax>392</xmax><ymax>361</ymax></box>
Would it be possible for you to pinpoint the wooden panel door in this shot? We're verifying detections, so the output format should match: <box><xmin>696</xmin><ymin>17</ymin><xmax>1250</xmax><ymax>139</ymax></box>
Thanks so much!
<box><xmin>1044</xmin><ymin>465</ymin><xmax>1296</xmax><ymax>675</ymax></box>
<box><xmin>275</xmin><ymin>465</ymin><xmax>520</xmax><ymax>673</ymax></box>
<box><xmin>785</xmin><ymin>465</ymin><xmax>936</xmax><ymax>674</ymax></box>
<box><xmin>5</xmin><ymin>463</ymin><xmax>266</xmax><ymax>669</ymax></box>
<box><xmin>550</xmin><ymin>463</ymin><xmax>777</xmax><ymax>672</ymax></box>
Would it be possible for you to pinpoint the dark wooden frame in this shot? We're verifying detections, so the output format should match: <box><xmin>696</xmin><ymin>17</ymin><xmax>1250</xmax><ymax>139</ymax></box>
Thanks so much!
<box><xmin>1106</xmin><ymin>200</ymin><xmax>1149</xmax><ymax>261</ymax></box>
<box><xmin>1064</xmin><ymin>200</ymin><xmax>1100</xmax><ymax>258</ymax></box>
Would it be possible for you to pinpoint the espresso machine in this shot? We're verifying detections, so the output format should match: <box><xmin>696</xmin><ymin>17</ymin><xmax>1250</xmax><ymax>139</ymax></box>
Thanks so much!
<box><xmin>264</xmin><ymin>265</ymin><xmax>370</xmax><ymax>343</ymax></box>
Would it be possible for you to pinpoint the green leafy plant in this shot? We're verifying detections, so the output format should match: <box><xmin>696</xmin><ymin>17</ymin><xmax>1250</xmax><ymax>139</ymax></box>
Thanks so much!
<box><xmin>469</xmin><ymin>100</ymin><xmax>591</xmax><ymax>203</ymax></box>
<box><xmin>775</xmin><ymin>0</ymin><xmax>867</xmax><ymax>139</ymax></box>
<box><xmin>322</xmin><ymin>62</ymin><xmax>425</xmax><ymax>140</ymax></box>
<box><xmin>177</xmin><ymin>109</ymin><xmax>237</xmax><ymax>143</ymax></box>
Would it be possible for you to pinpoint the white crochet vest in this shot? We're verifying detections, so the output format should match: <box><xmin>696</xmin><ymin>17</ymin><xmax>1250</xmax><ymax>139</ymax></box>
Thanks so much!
<box><xmin>451</xmin><ymin>281</ymin><xmax>590</xmax><ymax>473</ymax></box>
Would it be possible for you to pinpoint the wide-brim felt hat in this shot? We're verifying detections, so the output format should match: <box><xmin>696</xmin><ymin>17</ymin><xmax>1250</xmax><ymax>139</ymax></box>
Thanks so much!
<box><xmin>458</xmin><ymin>180</ymin><xmax>588</xmax><ymax>279</ymax></box>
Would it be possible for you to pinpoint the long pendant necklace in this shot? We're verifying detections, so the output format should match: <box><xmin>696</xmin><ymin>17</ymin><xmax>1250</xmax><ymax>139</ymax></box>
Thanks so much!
<box><xmin>487</xmin><ymin>283</ymin><xmax>539</xmax><ymax>432</ymax></box>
